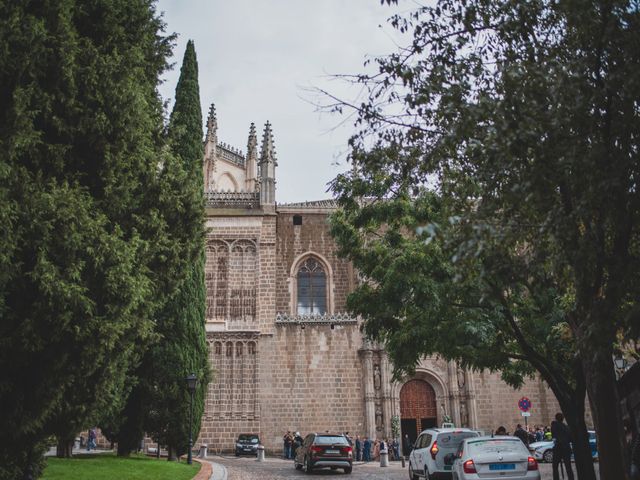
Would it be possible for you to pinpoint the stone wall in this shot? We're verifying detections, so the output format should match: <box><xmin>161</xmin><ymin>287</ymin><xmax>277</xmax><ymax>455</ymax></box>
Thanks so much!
<box><xmin>473</xmin><ymin>370</ymin><xmax>562</xmax><ymax>434</ymax></box>
<box><xmin>275</xmin><ymin>211</ymin><xmax>352</xmax><ymax>315</ymax></box>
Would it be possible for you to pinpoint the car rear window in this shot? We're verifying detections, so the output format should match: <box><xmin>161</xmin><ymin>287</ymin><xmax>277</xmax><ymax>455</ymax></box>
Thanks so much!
<box><xmin>314</xmin><ymin>436</ymin><xmax>348</xmax><ymax>445</ymax></box>
<box><xmin>437</xmin><ymin>432</ymin><xmax>478</xmax><ymax>450</ymax></box>
<box><xmin>238</xmin><ymin>435</ymin><xmax>259</xmax><ymax>443</ymax></box>
<box><xmin>467</xmin><ymin>439</ymin><xmax>527</xmax><ymax>454</ymax></box>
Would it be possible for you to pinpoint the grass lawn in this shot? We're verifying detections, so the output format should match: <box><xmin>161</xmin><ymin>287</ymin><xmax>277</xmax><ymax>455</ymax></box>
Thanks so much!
<box><xmin>42</xmin><ymin>453</ymin><xmax>200</xmax><ymax>480</ymax></box>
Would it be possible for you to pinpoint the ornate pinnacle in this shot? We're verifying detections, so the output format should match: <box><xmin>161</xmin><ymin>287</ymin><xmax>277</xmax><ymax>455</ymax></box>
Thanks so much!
<box><xmin>259</xmin><ymin>121</ymin><xmax>277</xmax><ymax>166</ymax></box>
<box><xmin>247</xmin><ymin>123</ymin><xmax>258</xmax><ymax>159</ymax></box>
<box><xmin>206</xmin><ymin>103</ymin><xmax>217</xmax><ymax>140</ymax></box>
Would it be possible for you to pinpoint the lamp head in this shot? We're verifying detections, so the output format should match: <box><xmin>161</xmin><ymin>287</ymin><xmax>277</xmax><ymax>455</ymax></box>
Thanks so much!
<box><xmin>186</xmin><ymin>373</ymin><xmax>197</xmax><ymax>393</ymax></box>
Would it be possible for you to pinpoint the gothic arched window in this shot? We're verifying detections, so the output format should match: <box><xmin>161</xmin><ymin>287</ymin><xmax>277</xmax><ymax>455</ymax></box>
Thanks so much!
<box><xmin>296</xmin><ymin>257</ymin><xmax>327</xmax><ymax>315</ymax></box>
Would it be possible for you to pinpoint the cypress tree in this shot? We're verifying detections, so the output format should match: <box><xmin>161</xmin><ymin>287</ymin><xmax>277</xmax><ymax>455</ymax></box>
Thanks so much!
<box><xmin>0</xmin><ymin>1</ymin><xmax>192</xmax><ymax>476</ymax></box>
<box><xmin>144</xmin><ymin>40</ymin><xmax>210</xmax><ymax>460</ymax></box>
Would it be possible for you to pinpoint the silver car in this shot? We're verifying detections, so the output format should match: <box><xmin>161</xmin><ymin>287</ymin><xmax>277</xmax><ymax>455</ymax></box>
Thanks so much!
<box><xmin>451</xmin><ymin>436</ymin><xmax>540</xmax><ymax>480</ymax></box>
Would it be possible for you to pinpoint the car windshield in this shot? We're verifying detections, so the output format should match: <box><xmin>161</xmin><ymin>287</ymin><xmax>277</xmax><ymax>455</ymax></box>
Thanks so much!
<box><xmin>437</xmin><ymin>432</ymin><xmax>478</xmax><ymax>450</ymax></box>
<box><xmin>314</xmin><ymin>435</ymin><xmax>348</xmax><ymax>445</ymax></box>
<box><xmin>238</xmin><ymin>435</ymin><xmax>259</xmax><ymax>443</ymax></box>
<box><xmin>467</xmin><ymin>439</ymin><xmax>527</xmax><ymax>455</ymax></box>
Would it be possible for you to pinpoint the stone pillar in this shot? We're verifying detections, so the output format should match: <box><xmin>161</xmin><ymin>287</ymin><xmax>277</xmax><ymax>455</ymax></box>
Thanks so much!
<box><xmin>447</xmin><ymin>361</ymin><xmax>460</xmax><ymax>426</ymax></box>
<box><xmin>466</xmin><ymin>371</ymin><xmax>479</xmax><ymax>428</ymax></box>
<box><xmin>381</xmin><ymin>353</ymin><xmax>393</xmax><ymax>438</ymax></box>
<box><xmin>361</xmin><ymin>349</ymin><xmax>376</xmax><ymax>439</ymax></box>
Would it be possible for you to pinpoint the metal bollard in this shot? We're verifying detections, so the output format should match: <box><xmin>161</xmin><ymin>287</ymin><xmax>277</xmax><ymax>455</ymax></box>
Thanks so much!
<box><xmin>198</xmin><ymin>444</ymin><xmax>208</xmax><ymax>458</ymax></box>
<box><xmin>256</xmin><ymin>444</ymin><xmax>265</xmax><ymax>462</ymax></box>
<box><xmin>380</xmin><ymin>449</ymin><xmax>389</xmax><ymax>467</ymax></box>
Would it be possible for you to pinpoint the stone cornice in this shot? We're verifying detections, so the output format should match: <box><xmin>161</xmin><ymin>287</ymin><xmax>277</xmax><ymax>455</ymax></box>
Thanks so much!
<box><xmin>275</xmin><ymin>312</ymin><xmax>357</xmax><ymax>326</ymax></box>
<box><xmin>205</xmin><ymin>191</ymin><xmax>260</xmax><ymax>209</ymax></box>
<box><xmin>206</xmin><ymin>330</ymin><xmax>261</xmax><ymax>342</ymax></box>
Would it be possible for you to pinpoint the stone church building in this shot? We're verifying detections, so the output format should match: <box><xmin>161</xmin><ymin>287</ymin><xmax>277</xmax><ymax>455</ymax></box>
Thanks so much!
<box><xmin>196</xmin><ymin>104</ymin><xmax>560</xmax><ymax>453</ymax></box>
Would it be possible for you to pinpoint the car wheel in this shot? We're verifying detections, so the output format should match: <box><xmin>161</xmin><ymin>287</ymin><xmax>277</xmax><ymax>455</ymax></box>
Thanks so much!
<box><xmin>344</xmin><ymin>466</ymin><xmax>352</xmax><ymax>474</ymax></box>
<box><xmin>543</xmin><ymin>449</ymin><xmax>553</xmax><ymax>463</ymax></box>
<box><xmin>295</xmin><ymin>460</ymin><xmax>302</xmax><ymax>470</ymax></box>
<box><xmin>408</xmin><ymin>461</ymin><xmax>419</xmax><ymax>480</ymax></box>
<box><xmin>304</xmin><ymin>456</ymin><xmax>313</xmax><ymax>473</ymax></box>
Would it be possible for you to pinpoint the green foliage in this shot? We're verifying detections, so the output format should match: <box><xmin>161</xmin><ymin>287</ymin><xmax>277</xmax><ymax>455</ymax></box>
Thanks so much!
<box><xmin>142</xmin><ymin>40</ymin><xmax>210</xmax><ymax>458</ymax></box>
<box><xmin>42</xmin><ymin>453</ymin><xmax>199</xmax><ymax>480</ymax></box>
<box><xmin>330</xmin><ymin>0</ymin><xmax>639</xmax><ymax>477</ymax></box>
<box><xmin>0</xmin><ymin>0</ymin><xmax>192</xmax><ymax>475</ymax></box>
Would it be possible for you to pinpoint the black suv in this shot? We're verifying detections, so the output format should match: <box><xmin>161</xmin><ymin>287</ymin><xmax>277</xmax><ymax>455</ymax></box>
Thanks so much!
<box><xmin>294</xmin><ymin>433</ymin><xmax>353</xmax><ymax>474</ymax></box>
<box><xmin>235</xmin><ymin>433</ymin><xmax>260</xmax><ymax>456</ymax></box>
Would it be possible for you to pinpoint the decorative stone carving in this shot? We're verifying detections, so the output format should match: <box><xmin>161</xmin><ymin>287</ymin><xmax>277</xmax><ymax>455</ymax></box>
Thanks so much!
<box><xmin>460</xmin><ymin>401</ymin><xmax>468</xmax><ymax>427</ymax></box>
<box><xmin>205</xmin><ymin>191</ymin><xmax>260</xmax><ymax>208</ymax></box>
<box><xmin>374</xmin><ymin>364</ymin><xmax>381</xmax><ymax>391</ymax></box>
<box><xmin>375</xmin><ymin>408</ymin><xmax>383</xmax><ymax>431</ymax></box>
<box><xmin>275</xmin><ymin>312</ymin><xmax>357</xmax><ymax>326</ymax></box>
<box><xmin>457</xmin><ymin>365</ymin><xmax>466</xmax><ymax>391</ymax></box>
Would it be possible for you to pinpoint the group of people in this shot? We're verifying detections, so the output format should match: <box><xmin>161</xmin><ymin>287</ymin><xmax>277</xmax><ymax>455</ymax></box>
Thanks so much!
<box><xmin>353</xmin><ymin>435</ymin><xmax>400</xmax><ymax>462</ymax></box>
<box><xmin>282</xmin><ymin>430</ymin><xmax>401</xmax><ymax>462</ymax></box>
<box><xmin>282</xmin><ymin>431</ymin><xmax>303</xmax><ymax>460</ymax></box>
<box><xmin>494</xmin><ymin>423</ymin><xmax>552</xmax><ymax>446</ymax></box>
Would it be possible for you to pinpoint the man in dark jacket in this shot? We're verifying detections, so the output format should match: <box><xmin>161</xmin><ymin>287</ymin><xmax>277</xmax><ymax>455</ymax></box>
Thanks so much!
<box><xmin>551</xmin><ymin>413</ymin><xmax>574</xmax><ymax>480</ymax></box>
<box><xmin>514</xmin><ymin>424</ymin><xmax>529</xmax><ymax>447</ymax></box>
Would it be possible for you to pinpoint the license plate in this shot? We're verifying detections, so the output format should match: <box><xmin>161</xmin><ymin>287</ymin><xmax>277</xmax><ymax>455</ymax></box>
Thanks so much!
<box><xmin>490</xmin><ymin>463</ymin><xmax>515</xmax><ymax>470</ymax></box>
<box><xmin>243</xmin><ymin>447</ymin><xmax>252</xmax><ymax>450</ymax></box>
<box><xmin>326</xmin><ymin>449</ymin><xmax>339</xmax><ymax>454</ymax></box>
<box><xmin>443</xmin><ymin>465</ymin><xmax>452</xmax><ymax>471</ymax></box>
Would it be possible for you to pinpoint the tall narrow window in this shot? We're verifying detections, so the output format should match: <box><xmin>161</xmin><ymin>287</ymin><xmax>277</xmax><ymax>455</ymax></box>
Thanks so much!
<box><xmin>296</xmin><ymin>258</ymin><xmax>327</xmax><ymax>314</ymax></box>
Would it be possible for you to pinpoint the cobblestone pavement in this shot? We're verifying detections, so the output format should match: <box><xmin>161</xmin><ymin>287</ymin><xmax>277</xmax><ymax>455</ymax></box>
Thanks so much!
<box><xmin>208</xmin><ymin>456</ymin><xmax>599</xmax><ymax>480</ymax></box>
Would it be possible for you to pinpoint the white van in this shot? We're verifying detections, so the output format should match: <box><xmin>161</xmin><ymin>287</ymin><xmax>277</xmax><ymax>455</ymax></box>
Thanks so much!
<box><xmin>408</xmin><ymin>428</ymin><xmax>479</xmax><ymax>480</ymax></box>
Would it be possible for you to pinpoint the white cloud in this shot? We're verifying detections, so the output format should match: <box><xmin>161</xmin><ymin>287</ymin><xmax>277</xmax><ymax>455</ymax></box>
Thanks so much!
<box><xmin>157</xmin><ymin>0</ymin><xmax>408</xmax><ymax>202</ymax></box>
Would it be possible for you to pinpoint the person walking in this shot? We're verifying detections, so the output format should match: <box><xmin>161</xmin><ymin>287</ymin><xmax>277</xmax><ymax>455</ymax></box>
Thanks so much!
<box><xmin>283</xmin><ymin>431</ymin><xmax>293</xmax><ymax>459</ymax></box>
<box><xmin>355</xmin><ymin>435</ymin><xmax>362</xmax><ymax>462</ymax></box>
<box><xmin>551</xmin><ymin>413</ymin><xmax>574</xmax><ymax>480</ymax></box>
<box><xmin>403</xmin><ymin>434</ymin><xmax>412</xmax><ymax>457</ymax></box>
<box><xmin>363</xmin><ymin>436</ymin><xmax>371</xmax><ymax>462</ymax></box>
<box><xmin>87</xmin><ymin>427</ymin><xmax>97</xmax><ymax>451</ymax></box>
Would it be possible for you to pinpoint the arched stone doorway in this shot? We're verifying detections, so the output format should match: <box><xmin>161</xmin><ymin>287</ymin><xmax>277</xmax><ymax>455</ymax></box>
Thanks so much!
<box><xmin>400</xmin><ymin>379</ymin><xmax>437</xmax><ymax>445</ymax></box>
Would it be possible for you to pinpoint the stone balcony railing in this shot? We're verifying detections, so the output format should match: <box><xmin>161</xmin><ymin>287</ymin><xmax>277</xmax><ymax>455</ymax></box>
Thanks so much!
<box><xmin>205</xmin><ymin>191</ymin><xmax>260</xmax><ymax>209</ymax></box>
<box><xmin>275</xmin><ymin>312</ymin><xmax>358</xmax><ymax>326</ymax></box>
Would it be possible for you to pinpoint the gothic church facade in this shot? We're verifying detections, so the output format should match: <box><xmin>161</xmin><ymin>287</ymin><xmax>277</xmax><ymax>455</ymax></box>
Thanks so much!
<box><xmin>197</xmin><ymin>104</ymin><xmax>560</xmax><ymax>452</ymax></box>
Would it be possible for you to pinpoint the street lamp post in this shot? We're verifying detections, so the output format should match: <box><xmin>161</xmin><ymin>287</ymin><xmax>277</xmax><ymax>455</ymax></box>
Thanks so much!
<box><xmin>186</xmin><ymin>373</ymin><xmax>197</xmax><ymax>465</ymax></box>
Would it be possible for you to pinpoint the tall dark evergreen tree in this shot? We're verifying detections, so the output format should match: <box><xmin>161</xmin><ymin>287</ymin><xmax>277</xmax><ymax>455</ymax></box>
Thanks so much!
<box><xmin>144</xmin><ymin>40</ymin><xmax>210</xmax><ymax>460</ymax></box>
<box><xmin>0</xmin><ymin>1</ymin><xmax>196</xmax><ymax>477</ymax></box>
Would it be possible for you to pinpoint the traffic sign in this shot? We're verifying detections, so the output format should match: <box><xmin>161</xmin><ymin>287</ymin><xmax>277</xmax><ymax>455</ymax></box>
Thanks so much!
<box><xmin>521</xmin><ymin>412</ymin><xmax>531</xmax><ymax>417</ymax></box>
<box><xmin>518</xmin><ymin>397</ymin><xmax>532</xmax><ymax>412</ymax></box>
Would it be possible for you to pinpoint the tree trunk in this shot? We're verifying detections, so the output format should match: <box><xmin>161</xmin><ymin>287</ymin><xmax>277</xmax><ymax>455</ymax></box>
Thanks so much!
<box><xmin>564</xmin><ymin>406</ymin><xmax>596</xmax><ymax>480</ymax></box>
<box><xmin>55</xmin><ymin>437</ymin><xmax>74</xmax><ymax>458</ymax></box>
<box><xmin>117</xmin><ymin>442</ymin><xmax>131</xmax><ymax>457</ymax></box>
<box><xmin>582</xmin><ymin>346</ymin><xmax>628</xmax><ymax>480</ymax></box>
<box><xmin>552</xmin><ymin>384</ymin><xmax>596</xmax><ymax>480</ymax></box>
<box><xmin>167</xmin><ymin>445</ymin><xmax>178</xmax><ymax>461</ymax></box>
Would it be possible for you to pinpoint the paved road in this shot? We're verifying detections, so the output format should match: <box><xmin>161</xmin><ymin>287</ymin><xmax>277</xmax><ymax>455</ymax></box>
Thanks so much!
<box><xmin>207</xmin><ymin>456</ymin><xmax>598</xmax><ymax>480</ymax></box>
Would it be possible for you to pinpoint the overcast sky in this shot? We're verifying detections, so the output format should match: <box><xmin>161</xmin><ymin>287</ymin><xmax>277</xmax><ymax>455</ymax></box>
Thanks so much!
<box><xmin>156</xmin><ymin>0</ymin><xmax>408</xmax><ymax>203</ymax></box>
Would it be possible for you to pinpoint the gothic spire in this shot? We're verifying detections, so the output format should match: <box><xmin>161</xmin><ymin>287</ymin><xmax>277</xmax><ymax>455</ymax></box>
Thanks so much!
<box><xmin>206</xmin><ymin>103</ymin><xmax>217</xmax><ymax>142</ymax></box>
<box><xmin>259</xmin><ymin>121</ymin><xmax>276</xmax><ymax>206</ymax></box>
<box><xmin>259</xmin><ymin>120</ymin><xmax>277</xmax><ymax>168</ymax></box>
<box><xmin>245</xmin><ymin>122</ymin><xmax>258</xmax><ymax>191</ymax></box>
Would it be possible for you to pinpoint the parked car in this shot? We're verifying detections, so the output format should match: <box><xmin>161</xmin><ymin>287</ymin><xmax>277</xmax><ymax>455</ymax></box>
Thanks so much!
<box><xmin>452</xmin><ymin>436</ymin><xmax>540</xmax><ymax>480</ymax></box>
<box><xmin>528</xmin><ymin>430</ymin><xmax>597</xmax><ymax>463</ymax></box>
<box><xmin>409</xmin><ymin>427</ymin><xmax>479</xmax><ymax>480</ymax></box>
<box><xmin>294</xmin><ymin>432</ymin><xmax>353</xmax><ymax>474</ymax></box>
<box><xmin>235</xmin><ymin>433</ymin><xmax>260</xmax><ymax>456</ymax></box>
